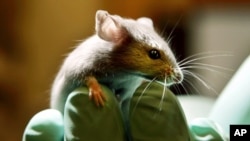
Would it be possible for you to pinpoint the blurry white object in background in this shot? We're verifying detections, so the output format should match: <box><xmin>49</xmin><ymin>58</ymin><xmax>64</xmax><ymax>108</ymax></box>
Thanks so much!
<box><xmin>209</xmin><ymin>55</ymin><xmax>250</xmax><ymax>136</ymax></box>
<box><xmin>178</xmin><ymin>95</ymin><xmax>215</xmax><ymax>122</ymax></box>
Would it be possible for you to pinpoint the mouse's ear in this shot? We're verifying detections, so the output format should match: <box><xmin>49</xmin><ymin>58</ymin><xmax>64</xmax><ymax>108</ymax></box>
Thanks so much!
<box><xmin>137</xmin><ymin>17</ymin><xmax>154</xmax><ymax>28</ymax></box>
<box><xmin>95</xmin><ymin>10</ymin><xmax>127</xmax><ymax>45</ymax></box>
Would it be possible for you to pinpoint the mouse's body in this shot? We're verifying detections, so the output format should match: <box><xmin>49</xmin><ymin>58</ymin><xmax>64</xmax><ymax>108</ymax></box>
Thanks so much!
<box><xmin>50</xmin><ymin>10</ymin><xmax>183</xmax><ymax>113</ymax></box>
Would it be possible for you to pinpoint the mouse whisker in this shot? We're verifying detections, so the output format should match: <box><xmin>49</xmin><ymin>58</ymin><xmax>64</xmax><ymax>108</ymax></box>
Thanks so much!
<box><xmin>178</xmin><ymin>52</ymin><xmax>233</xmax><ymax>67</ymax></box>
<box><xmin>172</xmin><ymin>73</ymin><xmax>203</xmax><ymax>95</ymax></box>
<box><xmin>153</xmin><ymin>74</ymin><xmax>169</xmax><ymax>118</ymax></box>
<box><xmin>182</xmin><ymin>70</ymin><xmax>219</xmax><ymax>95</ymax></box>
<box><xmin>159</xmin><ymin>21</ymin><xmax>169</xmax><ymax>39</ymax></box>
<box><xmin>175</xmin><ymin>52</ymin><xmax>234</xmax><ymax>95</ymax></box>
<box><xmin>182</xmin><ymin>70</ymin><xmax>209</xmax><ymax>89</ymax></box>
<box><xmin>170</xmin><ymin>83</ymin><xmax>183</xmax><ymax>95</ymax></box>
<box><xmin>166</xmin><ymin>15</ymin><xmax>183</xmax><ymax>44</ymax></box>
<box><xmin>180</xmin><ymin>62</ymin><xmax>233</xmax><ymax>83</ymax></box>
<box><xmin>177</xmin><ymin>81</ymin><xmax>190</xmax><ymax>95</ymax></box>
<box><xmin>180</xmin><ymin>63</ymin><xmax>233</xmax><ymax>72</ymax></box>
<box><xmin>158</xmin><ymin>74</ymin><xmax>167</xmax><ymax>112</ymax></box>
<box><xmin>181</xmin><ymin>78</ymin><xmax>201</xmax><ymax>95</ymax></box>
<box><xmin>131</xmin><ymin>76</ymin><xmax>157</xmax><ymax>116</ymax></box>
<box><xmin>169</xmin><ymin>74</ymin><xmax>187</xmax><ymax>95</ymax></box>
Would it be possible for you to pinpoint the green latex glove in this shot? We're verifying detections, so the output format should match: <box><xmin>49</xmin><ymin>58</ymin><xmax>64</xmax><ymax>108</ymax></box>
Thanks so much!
<box><xmin>23</xmin><ymin>82</ymin><xmax>192</xmax><ymax>141</ymax></box>
<box><xmin>189</xmin><ymin>118</ymin><xmax>228</xmax><ymax>141</ymax></box>
<box><xmin>22</xmin><ymin>109</ymin><xmax>64</xmax><ymax>141</ymax></box>
<box><xmin>23</xmin><ymin>82</ymin><xmax>228</xmax><ymax>141</ymax></box>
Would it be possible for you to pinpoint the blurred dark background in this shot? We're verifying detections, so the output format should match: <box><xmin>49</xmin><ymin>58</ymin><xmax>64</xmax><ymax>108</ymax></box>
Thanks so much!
<box><xmin>0</xmin><ymin>0</ymin><xmax>250</xmax><ymax>140</ymax></box>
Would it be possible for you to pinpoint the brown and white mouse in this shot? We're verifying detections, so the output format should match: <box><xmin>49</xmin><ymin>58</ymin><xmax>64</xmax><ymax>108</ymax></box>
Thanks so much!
<box><xmin>50</xmin><ymin>10</ymin><xmax>183</xmax><ymax>113</ymax></box>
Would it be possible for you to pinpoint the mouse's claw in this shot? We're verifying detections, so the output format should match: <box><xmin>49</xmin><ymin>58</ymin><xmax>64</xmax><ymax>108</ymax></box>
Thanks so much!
<box><xmin>88</xmin><ymin>84</ymin><xmax>106</xmax><ymax>107</ymax></box>
<box><xmin>86</xmin><ymin>76</ymin><xmax>106</xmax><ymax>107</ymax></box>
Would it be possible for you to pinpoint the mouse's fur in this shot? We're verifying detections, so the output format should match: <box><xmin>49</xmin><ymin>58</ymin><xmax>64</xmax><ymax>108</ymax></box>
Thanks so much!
<box><xmin>50</xmin><ymin>10</ymin><xmax>183</xmax><ymax>113</ymax></box>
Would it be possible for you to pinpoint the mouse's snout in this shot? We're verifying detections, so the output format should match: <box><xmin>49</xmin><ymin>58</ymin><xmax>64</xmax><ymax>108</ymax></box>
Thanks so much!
<box><xmin>173</xmin><ymin>68</ymin><xmax>184</xmax><ymax>83</ymax></box>
<box><xmin>164</xmin><ymin>66</ymin><xmax>183</xmax><ymax>84</ymax></box>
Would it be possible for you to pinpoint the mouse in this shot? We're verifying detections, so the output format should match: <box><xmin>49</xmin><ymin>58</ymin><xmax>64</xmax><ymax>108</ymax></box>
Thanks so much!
<box><xmin>50</xmin><ymin>10</ymin><xmax>184</xmax><ymax>114</ymax></box>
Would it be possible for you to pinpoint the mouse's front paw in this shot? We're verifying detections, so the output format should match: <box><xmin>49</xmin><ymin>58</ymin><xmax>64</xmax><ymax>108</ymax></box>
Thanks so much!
<box><xmin>88</xmin><ymin>84</ymin><xmax>106</xmax><ymax>107</ymax></box>
<box><xmin>85</xmin><ymin>76</ymin><xmax>106</xmax><ymax>107</ymax></box>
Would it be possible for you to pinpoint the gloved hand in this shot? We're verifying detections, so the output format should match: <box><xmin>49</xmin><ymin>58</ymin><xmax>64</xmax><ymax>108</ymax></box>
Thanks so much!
<box><xmin>22</xmin><ymin>82</ymin><xmax>227</xmax><ymax>141</ymax></box>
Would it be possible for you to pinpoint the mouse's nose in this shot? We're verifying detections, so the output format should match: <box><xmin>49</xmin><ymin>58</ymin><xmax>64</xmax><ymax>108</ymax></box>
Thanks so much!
<box><xmin>165</xmin><ymin>67</ymin><xmax>183</xmax><ymax>84</ymax></box>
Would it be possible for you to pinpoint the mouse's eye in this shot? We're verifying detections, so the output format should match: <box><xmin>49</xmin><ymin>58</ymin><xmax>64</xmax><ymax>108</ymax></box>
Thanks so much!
<box><xmin>149</xmin><ymin>49</ymin><xmax>160</xmax><ymax>59</ymax></box>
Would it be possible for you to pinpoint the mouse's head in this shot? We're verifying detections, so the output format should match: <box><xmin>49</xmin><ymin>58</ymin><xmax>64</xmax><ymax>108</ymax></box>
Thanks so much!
<box><xmin>95</xmin><ymin>10</ymin><xmax>183</xmax><ymax>86</ymax></box>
